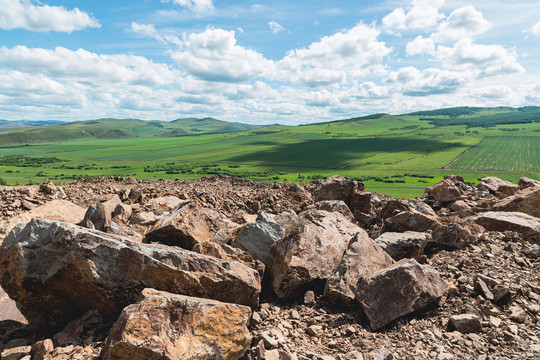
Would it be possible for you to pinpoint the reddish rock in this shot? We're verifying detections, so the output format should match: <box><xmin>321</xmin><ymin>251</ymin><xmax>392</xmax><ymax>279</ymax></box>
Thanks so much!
<box><xmin>269</xmin><ymin>209</ymin><xmax>362</xmax><ymax>300</ymax></box>
<box><xmin>493</xmin><ymin>186</ymin><xmax>540</xmax><ymax>218</ymax></box>
<box><xmin>474</xmin><ymin>211</ymin><xmax>540</xmax><ymax>243</ymax></box>
<box><xmin>324</xmin><ymin>232</ymin><xmax>394</xmax><ymax>306</ymax></box>
<box><xmin>449</xmin><ymin>314</ymin><xmax>482</xmax><ymax>333</ymax></box>
<box><xmin>478</xmin><ymin>177</ymin><xmax>519</xmax><ymax>198</ymax></box>
<box><xmin>102</xmin><ymin>288</ymin><xmax>251</xmax><ymax>360</ymax></box>
<box><xmin>145</xmin><ymin>201</ymin><xmax>240</xmax><ymax>250</ymax></box>
<box><xmin>0</xmin><ymin>219</ymin><xmax>261</xmax><ymax>333</ymax></box>
<box><xmin>316</xmin><ymin>176</ymin><xmax>363</xmax><ymax>207</ymax></box>
<box><xmin>355</xmin><ymin>258</ymin><xmax>447</xmax><ymax>330</ymax></box>
<box><xmin>0</xmin><ymin>286</ymin><xmax>26</xmax><ymax>324</ymax></box>
<box><xmin>385</xmin><ymin>210</ymin><xmax>441</xmax><ymax>233</ymax></box>
<box><xmin>39</xmin><ymin>179</ymin><xmax>56</xmax><ymax>195</ymax></box>
<box><xmin>426</xmin><ymin>179</ymin><xmax>462</xmax><ymax>203</ymax></box>
<box><xmin>430</xmin><ymin>222</ymin><xmax>484</xmax><ymax>249</ymax></box>
<box><xmin>374</xmin><ymin>231</ymin><xmax>429</xmax><ymax>260</ymax></box>
<box><xmin>518</xmin><ymin>177</ymin><xmax>540</xmax><ymax>189</ymax></box>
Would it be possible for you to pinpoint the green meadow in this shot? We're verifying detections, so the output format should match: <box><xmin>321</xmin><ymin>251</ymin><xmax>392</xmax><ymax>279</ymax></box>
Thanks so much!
<box><xmin>1</xmin><ymin>107</ymin><xmax>539</xmax><ymax>198</ymax></box>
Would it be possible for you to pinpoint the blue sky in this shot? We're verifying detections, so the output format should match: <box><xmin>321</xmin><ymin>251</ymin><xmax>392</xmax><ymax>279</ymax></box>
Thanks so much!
<box><xmin>1</xmin><ymin>0</ymin><xmax>540</xmax><ymax>124</ymax></box>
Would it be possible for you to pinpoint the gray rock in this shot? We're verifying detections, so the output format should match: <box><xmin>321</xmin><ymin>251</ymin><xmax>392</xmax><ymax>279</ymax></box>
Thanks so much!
<box><xmin>374</xmin><ymin>231</ymin><xmax>429</xmax><ymax>260</ymax></box>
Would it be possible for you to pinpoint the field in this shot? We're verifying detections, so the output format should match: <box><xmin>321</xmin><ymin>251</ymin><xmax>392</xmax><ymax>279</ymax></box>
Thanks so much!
<box><xmin>1</xmin><ymin>107</ymin><xmax>540</xmax><ymax>198</ymax></box>
<box><xmin>448</xmin><ymin>136</ymin><xmax>540</xmax><ymax>172</ymax></box>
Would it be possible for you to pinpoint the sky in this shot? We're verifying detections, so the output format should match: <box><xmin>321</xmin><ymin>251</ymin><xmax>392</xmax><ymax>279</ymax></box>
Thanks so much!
<box><xmin>1</xmin><ymin>0</ymin><xmax>540</xmax><ymax>125</ymax></box>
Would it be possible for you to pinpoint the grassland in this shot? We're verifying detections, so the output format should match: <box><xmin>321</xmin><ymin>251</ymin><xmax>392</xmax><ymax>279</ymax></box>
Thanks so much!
<box><xmin>1</xmin><ymin>107</ymin><xmax>539</xmax><ymax>198</ymax></box>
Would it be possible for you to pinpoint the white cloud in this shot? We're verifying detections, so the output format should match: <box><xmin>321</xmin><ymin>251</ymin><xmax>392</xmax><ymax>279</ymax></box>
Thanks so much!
<box><xmin>170</xmin><ymin>28</ymin><xmax>272</xmax><ymax>82</ymax></box>
<box><xmin>406</xmin><ymin>36</ymin><xmax>435</xmax><ymax>56</ymax></box>
<box><xmin>382</xmin><ymin>0</ymin><xmax>445</xmax><ymax>31</ymax></box>
<box><xmin>436</xmin><ymin>38</ymin><xmax>525</xmax><ymax>77</ymax></box>
<box><xmin>278</xmin><ymin>23</ymin><xmax>391</xmax><ymax>86</ymax></box>
<box><xmin>0</xmin><ymin>0</ymin><xmax>99</xmax><ymax>33</ymax></box>
<box><xmin>530</xmin><ymin>22</ymin><xmax>540</xmax><ymax>37</ymax></box>
<box><xmin>268</xmin><ymin>21</ymin><xmax>285</xmax><ymax>34</ymax></box>
<box><xmin>387</xmin><ymin>67</ymin><xmax>465</xmax><ymax>96</ymax></box>
<box><xmin>164</xmin><ymin>0</ymin><xmax>214</xmax><ymax>13</ymax></box>
<box><xmin>433</xmin><ymin>6</ymin><xmax>492</xmax><ymax>42</ymax></box>
<box><xmin>0</xmin><ymin>46</ymin><xmax>175</xmax><ymax>87</ymax></box>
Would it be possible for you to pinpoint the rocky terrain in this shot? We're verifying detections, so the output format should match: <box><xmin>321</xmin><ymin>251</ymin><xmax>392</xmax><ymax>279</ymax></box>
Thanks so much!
<box><xmin>0</xmin><ymin>174</ymin><xmax>539</xmax><ymax>360</ymax></box>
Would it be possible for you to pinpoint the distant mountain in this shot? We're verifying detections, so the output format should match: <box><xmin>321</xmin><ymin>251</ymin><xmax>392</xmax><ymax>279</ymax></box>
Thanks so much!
<box><xmin>0</xmin><ymin>120</ymin><xmax>65</xmax><ymax>131</ymax></box>
<box><xmin>0</xmin><ymin>118</ymin><xmax>260</xmax><ymax>145</ymax></box>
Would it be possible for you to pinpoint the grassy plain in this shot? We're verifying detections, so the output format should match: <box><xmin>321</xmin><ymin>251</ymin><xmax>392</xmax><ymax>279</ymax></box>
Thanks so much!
<box><xmin>1</xmin><ymin>108</ymin><xmax>540</xmax><ymax>198</ymax></box>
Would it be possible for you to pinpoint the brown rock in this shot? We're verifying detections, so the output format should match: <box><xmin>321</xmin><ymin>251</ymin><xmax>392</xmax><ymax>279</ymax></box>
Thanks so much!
<box><xmin>1</xmin><ymin>345</ymin><xmax>31</xmax><ymax>360</ymax></box>
<box><xmin>145</xmin><ymin>201</ymin><xmax>240</xmax><ymax>250</ymax></box>
<box><xmin>112</xmin><ymin>203</ymin><xmax>132</xmax><ymax>224</ymax></box>
<box><xmin>145</xmin><ymin>196</ymin><xmax>185</xmax><ymax>215</ymax></box>
<box><xmin>128</xmin><ymin>210</ymin><xmax>159</xmax><ymax>226</ymax></box>
<box><xmin>193</xmin><ymin>241</ymin><xmax>265</xmax><ymax>278</ymax></box>
<box><xmin>39</xmin><ymin>179</ymin><xmax>57</xmax><ymax>195</ymax></box>
<box><xmin>518</xmin><ymin>177</ymin><xmax>540</xmax><ymax>189</ymax></box>
<box><xmin>355</xmin><ymin>258</ymin><xmax>447</xmax><ymax>330</ymax></box>
<box><xmin>478</xmin><ymin>177</ymin><xmax>519</xmax><ymax>198</ymax></box>
<box><xmin>473</xmin><ymin>211</ymin><xmax>540</xmax><ymax>243</ymax></box>
<box><xmin>449</xmin><ymin>314</ymin><xmax>482</xmax><ymax>333</ymax></box>
<box><xmin>450</xmin><ymin>200</ymin><xmax>471</xmax><ymax>212</ymax></box>
<box><xmin>430</xmin><ymin>222</ymin><xmax>484</xmax><ymax>249</ymax></box>
<box><xmin>269</xmin><ymin>208</ymin><xmax>363</xmax><ymax>300</ymax></box>
<box><xmin>374</xmin><ymin>231</ymin><xmax>429</xmax><ymax>260</ymax></box>
<box><xmin>79</xmin><ymin>202</ymin><xmax>111</xmax><ymax>231</ymax></box>
<box><xmin>325</xmin><ymin>232</ymin><xmax>394</xmax><ymax>306</ymax></box>
<box><xmin>426</xmin><ymin>179</ymin><xmax>462</xmax><ymax>203</ymax></box>
<box><xmin>315</xmin><ymin>175</ymin><xmax>364</xmax><ymax>207</ymax></box>
<box><xmin>493</xmin><ymin>186</ymin><xmax>540</xmax><ymax>218</ymax></box>
<box><xmin>0</xmin><ymin>286</ymin><xmax>26</xmax><ymax>324</ymax></box>
<box><xmin>0</xmin><ymin>219</ymin><xmax>260</xmax><ymax>333</ymax></box>
<box><xmin>31</xmin><ymin>339</ymin><xmax>54</xmax><ymax>360</ymax></box>
<box><xmin>385</xmin><ymin>210</ymin><xmax>441</xmax><ymax>233</ymax></box>
<box><xmin>102</xmin><ymin>288</ymin><xmax>251</xmax><ymax>360</ymax></box>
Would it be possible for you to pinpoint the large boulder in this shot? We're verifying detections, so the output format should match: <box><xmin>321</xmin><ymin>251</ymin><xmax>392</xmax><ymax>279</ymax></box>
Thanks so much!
<box><xmin>374</xmin><ymin>231</ymin><xmax>429</xmax><ymax>260</ymax></box>
<box><xmin>493</xmin><ymin>187</ymin><xmax>540</xmax><ymax>218</ymax></box>
<box><xmin>385</xmin><ymin>210</ymin><xmax>441</xmax><ymax>233</ymax></box>
<box><xmin>518</xmin><ymin>177</ymin><xmax>540</xmax><ymax>189</ymax></box>
<box><xmin>0</xmin><ymin>200</ymin><xmax>86</xmax><ymax>241</ymax></box>
<box><xmin>430</xmin><ymin>222</ymin><xmax>484</xmax><ymax>250</ymax></box>
<box><xmin>324</xmin><ymin>232</ymin><xmax>394</xmax><ymax>306</ymax></box>
<box><xmin>0</xmin><ymin>219</ymin><xmax>261</xmax><ymax>333</ymax></box>
<box><xmin>102</xmin><ymin>288</ymin><xmax>251</xmax><ymax>360</ymax></box>
<box><xmin>355</xmin><ymin>258</ymin><xmax>447</xmax><ymax>330</ymax></box>
<box><xmin>315</xmin><ymin>176</ymin><xmax>363</xmax><ymax>207</ymax></box>
<box><xmin>426</xmin><ymin>180</ymin><xmax>462</xmax><ymax>203</ymax></box>
<box><xmin>478</xmin><ymin>177</ymin><xmax>519</xmax><ymax>198</ymax></box>
<box><xmin>269</xmin><ymin>209</ymin><xmax>362</xmax><ymax>300</ymax></box>
<box><xmin>473</xmin><ymin>211</ymin><xmax>540</xmax><ymax>243</ymax></box>
<box><xmin>232</xmin><ymin>212</ymin><xmax>284</xmax><ymax>266</ymax></box>
<box><xmin>145</xmin><ymin>201</ymin><xmax>240</xmax><ymax>250</ymax></box>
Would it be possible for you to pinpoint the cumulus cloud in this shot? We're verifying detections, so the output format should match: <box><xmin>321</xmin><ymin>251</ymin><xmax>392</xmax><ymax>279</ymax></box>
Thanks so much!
<box><xmin>530</xmin><ymin>22</ymin><xmax>540</xmax><ymax>37</ymax></box>
<box><xmin>436</xmin><ymin>38</ymin><xmax>525</xmax><ymax>77</ymax></box>
<box><xmin>382</xmin><ymin>0</ymin><xmax>445</xmax><ymax>31</ymax></box>
<box><xmin>406</xmin><ymin>36</ymin><xmax>435</xmax><ymax>56</ymax></box>
<box><xmin>387</xmin><ymin>67</ymin><xmax>465</xmax><ymax>96</ymax></box>
<box><xmin>268</xmin><ymin>21</ymin><xmax>285</xmax><ymax>34</ymax></box>
<box><xmin>0</xmin><ymin>0</ymin><xmax>99</xmax><ymax>32</ymax></box>
<box><xmin>170</xmin><ymin>28</ymin><xmax>272</xmax><ymax>82</ymax></box>
<box><xmin>163</xmin><ymin>0</ymin><xmax>214</xmax><ymax>13</ymax></box>
<box><xmin>0</xmin><ymin>46</ymin><xmax>175</xmax><ymax>87</ymax></box>
<box><xmin>433</xmin><ymin>6</ymin><xmax>491</xmax><ymax>42</ymax></box>
<box><xmin>278</xmin><ymin>23</ymin><xmax>391</xmax><ymax>86</ymax></box>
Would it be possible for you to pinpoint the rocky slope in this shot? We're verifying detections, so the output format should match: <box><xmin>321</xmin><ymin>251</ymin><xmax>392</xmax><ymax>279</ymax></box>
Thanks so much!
<box><xmin>0</xmin><ymin>175</ymin><xmax>539</xmax><ymax>360</ymax></box>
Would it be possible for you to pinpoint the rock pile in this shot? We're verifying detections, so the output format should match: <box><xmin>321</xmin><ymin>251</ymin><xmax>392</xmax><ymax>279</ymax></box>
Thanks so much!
<box><xmin>0</xmin><ymin>174</ymin><xmax>539</xmax><ymax>359</ymax></box>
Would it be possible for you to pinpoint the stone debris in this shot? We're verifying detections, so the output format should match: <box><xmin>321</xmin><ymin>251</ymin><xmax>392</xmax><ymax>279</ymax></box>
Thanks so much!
<box><xmin>0</xmin><ymin>175</ymin><xmax>538</xmax><ymax>360</ymax></box>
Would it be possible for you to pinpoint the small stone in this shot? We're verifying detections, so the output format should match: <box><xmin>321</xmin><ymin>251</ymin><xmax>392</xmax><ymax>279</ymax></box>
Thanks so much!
<box><xmin>489</xmin><ymin>316</ymin><xmax>502</xmax><ymax>328</ymax></box>
<box><xmin>31</xmin><ymin>339</ymin><xmax>54</xmax><ymax>360</ymax></box>
<box><xmin>509</xmin><ymin>306</ymin><xmax>527</xmax><ymax>323</ymax></box>
<box><xmin>306</xmin><ymin>325</ymin><xmax>322</xmax><ymax>337</ymax></box>
<box><xmin>449</xmin><ymin>314</ymin><xmax>482</xmax><ymax>333</ymax></box>
<box><xmin>0</xmin><ymin>346</ymin><xmax>32</xmax><ymax>360</ymax></box>
<box><xmin>251</xmin><ymin>312</ymin><xmax>262</xmax><ymax>327</ymax></box>
<box><xmin>304</xmin><ymin>291</ymin><xmax>316</xmax><ymax>305</ymax></box>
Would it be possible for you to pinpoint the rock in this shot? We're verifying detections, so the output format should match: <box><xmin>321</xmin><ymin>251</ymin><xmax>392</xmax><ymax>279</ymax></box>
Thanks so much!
<box><xmin>102</xmin><ymin>288</ymin><xmax>251</xmax><ymax>360</ymax></box>
<box><xmin>449</xmin><ymin>314</ymin><xmax>482</xmax><ymax>333</ymax></box>
<box><xmin>269</xmin><ymin>208</ymin><xmax>363</xmax><ymax>300</ymax></box>
<box><xmin>493</xmin><ymin>186</ymin><xmax>540</xmax><ymax>218</ymax></box>
<box><xmin>39</xmin><ymin>179</ymin><xmax>56</xmax><ymax>195</ymax></box>
<box><xmin>0</xmin><ymin>346</ymin><xmax>31</xmax><ymax>360</ymax></box>
<box><xmin>408</xmin><ymin>198</ymin><xmax>437</xmax><ymax>217</ymax></box>
<box><xmin>31</xmin><ymin>339</ymin><xmax>54</xmax><ymax>360</ymax></box>
<box><xmin>128</xmin><ymin>210</ymin><xmax>159</xmax><ymax>226</ymax></box>
<box><xmin>79</xmin><ymin>202</ymin><xmax>111</xmax><ymax>231</ymax></box>
<box><xmin>426</xmin><ymin>180</ymin><xmax>462</xmax><ymax>203</ymax></box>
<box><xmin>232</xmin><ymin>212</ymin><xmax>284</xmax><ymax>266</ymax></box>
<box><xmin>355</xmin><ymin>258</ymin><xmax>447</xmax><ymax>330</ymax></box>
<box><xmin>478</xmin><ymin>177</ymin><xmax>519</xmax><ymax>198</ymax></box>
<box><xmin>518</xmin><ymin>177</ymin><xmax>540</xmax><ymax>189</ymax></box>
<box><xmin>145</xmin><ymin>201</ymin><xmax>240</xmax><ymax>250</ymax></box>
<box><xmin>112</xmin><ymin>203</ymin><xmax>132</xmax><ymax>224</ymax></box>
<box><xmin>305</xmin><ymin>200</ymin><xmax>354</xmax><ymax>220</ymax></box>
<box><xmin>325</xmin><ymin>232</ymin><xmax>394</xmax><ymax>306</ymax></box>
<box><xmin>315</xmin><ymin>175</ymin><xmax>364</xmax><ymax>207</ymax></box>
<box><xmin>450</xmin><ymin>200</ymin><xmax>470</xmax><ymax>212</ymax></box>
<box><xmin>53</xmin><ymin>310</ymin><xmax>103</xmax><ymax>346</ymax></box>
<box><xmin>0</xmin><ymin>219</ymin><xmax>261</xmax><ymax>333</ymax></box>
<box><xmin>385</xmin><ymin>210</ymin><xmax>441</xmax><ymax>233</ymax></box>
<box><xmin>473</xmin><ymin>211</ymin><xmax>540</xmax><ymax>243</ymax></box>
<box><xmin>303</xmin><ymin>291</ymin><xmax>316</xmax><ymax>305</ymax></box>
<box><xmin>430</xmin><ymin>222</ymin><xmax>484</xmax><ymax>250</ymax></box>
<box><xmin>145</xmin><ymin>196</ymin><xmax>185</xmax><ymax>215</ymax></box>
<box><xmin>0</xmin><ymin>286</ymin><xmax>26</xmax><ymax>324</ymax></box>
<box><xmin>374</xmin><ymin>231</ymin><xmax>429</xmax><ymax>260</ymax></box>
<box><xmin>0</xmin><ymin>200</ymin><xmax>86</xmax><ymax>241</ymax></box>
<box><xmin>509</xmin><ymin>306</ymin><xmax>527</xmax><ymax>323</ymax></box>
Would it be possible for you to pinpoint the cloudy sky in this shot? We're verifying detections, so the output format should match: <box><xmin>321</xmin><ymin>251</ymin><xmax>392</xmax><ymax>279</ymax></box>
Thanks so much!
<box><xmin>1</xmin><ymin>0</ymin><xmax>540</xmax><ymax>125</ymax></box>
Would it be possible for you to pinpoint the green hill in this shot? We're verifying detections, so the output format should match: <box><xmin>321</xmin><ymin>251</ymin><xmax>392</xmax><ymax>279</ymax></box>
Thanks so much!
<box><xmin>0</xmin><ymin>118</ymin><xmax>259</xmax><ymax>145</ymax></box>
